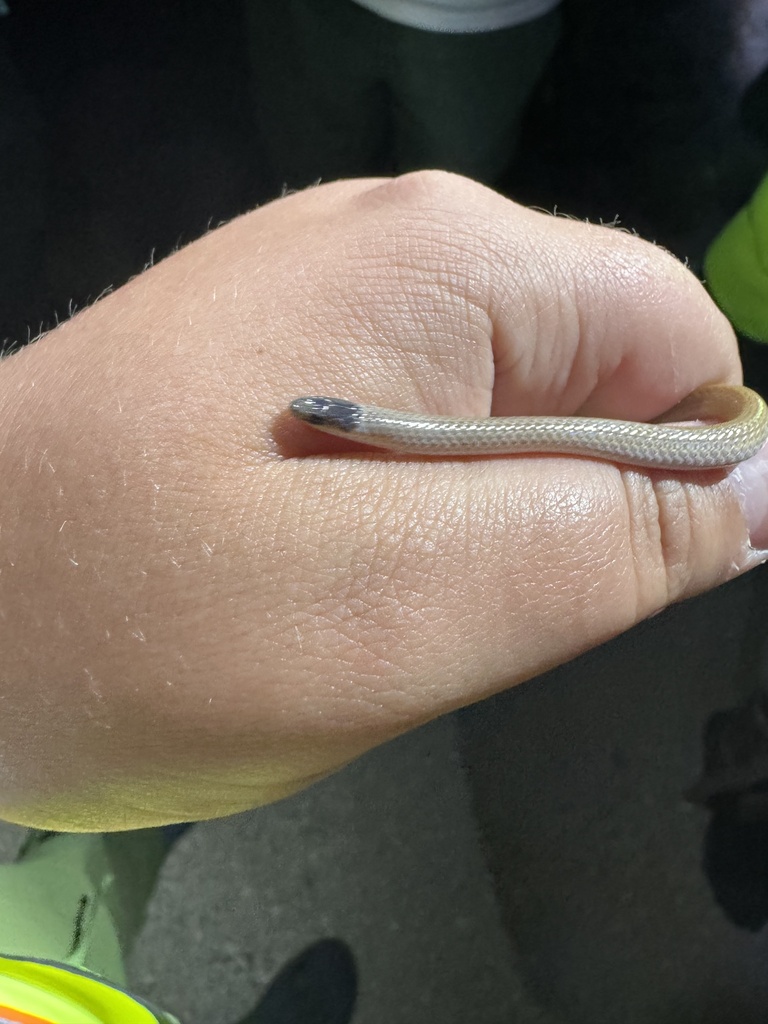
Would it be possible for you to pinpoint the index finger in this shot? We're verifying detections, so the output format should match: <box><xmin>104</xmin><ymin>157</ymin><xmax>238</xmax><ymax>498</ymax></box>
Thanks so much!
<box><xmin>350</xmin><ymin>172</ymin><xmax>740</xmax><ymax>421</ymax></box>
<box><xmin>244</xmin><ymin>171</ymin><xmax>740</xmax><ymax>435</ymax></box>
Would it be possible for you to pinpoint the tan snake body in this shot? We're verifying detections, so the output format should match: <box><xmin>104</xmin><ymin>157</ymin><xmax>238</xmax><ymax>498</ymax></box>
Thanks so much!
<box><xmin>289</xmin><ymin>385</ymin><xmax>768</xmax><ymax>470</ymax></box>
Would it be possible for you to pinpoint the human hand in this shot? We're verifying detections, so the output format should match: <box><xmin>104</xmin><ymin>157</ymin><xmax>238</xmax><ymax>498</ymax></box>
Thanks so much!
<box><xmin>1</xmin><ymin>171</ymin><xmax>765</xmax><ymax>830</ymax></box>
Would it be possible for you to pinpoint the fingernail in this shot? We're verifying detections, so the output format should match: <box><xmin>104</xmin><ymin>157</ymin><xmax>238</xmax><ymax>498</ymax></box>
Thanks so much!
<box><xmin>729</xmin><ymin>440</ymin><xmax>768</xmax><ymax>554</ymax></box>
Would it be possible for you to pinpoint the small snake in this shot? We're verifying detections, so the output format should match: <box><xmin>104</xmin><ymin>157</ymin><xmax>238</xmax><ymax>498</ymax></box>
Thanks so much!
<box><xmin>289</xmin><ymin>384</ymin><xmax>768</xmax><ymax>470</ymax></box>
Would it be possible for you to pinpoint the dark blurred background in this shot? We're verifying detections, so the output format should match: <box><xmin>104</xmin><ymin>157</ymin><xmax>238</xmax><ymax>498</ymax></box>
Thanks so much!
<box><xmin>2</xmin><ymin>0</ymin><xmax>767</xmax><ymax>346</ymax></box>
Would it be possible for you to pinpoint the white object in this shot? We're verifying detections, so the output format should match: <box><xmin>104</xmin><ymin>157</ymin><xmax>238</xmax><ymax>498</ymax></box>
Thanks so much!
<box><xmin>350</xmin><ymin>0</ymin><xmax>561</xmax><ymax>33</ymax></box>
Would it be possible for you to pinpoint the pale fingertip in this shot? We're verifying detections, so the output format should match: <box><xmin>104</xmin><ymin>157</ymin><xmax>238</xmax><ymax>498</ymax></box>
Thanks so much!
<box><xmin>727</xmin><ymin>439</ymin><xmax>768</xmax><ymax>560</ymax></box>
<box><xmin>738</xmin><ymin>546</ymin><xmax>768</xmax><ymax>573</ymax></box>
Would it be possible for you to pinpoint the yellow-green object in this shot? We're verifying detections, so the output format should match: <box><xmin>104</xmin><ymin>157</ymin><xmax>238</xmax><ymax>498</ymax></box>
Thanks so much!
<box><xmin>0</xmin><ymin>955</ymin><xmax>178</xmax><ymax>1024</ymax></box>
<box><xmin>0</xmin><ymin>831</ymin><xmax>169</xmax><ymax>981</ymax></box>
<box><xmin>705</xmin><ymin>172</ymin><xmax>768</xmax><ymax>343</ymax></box>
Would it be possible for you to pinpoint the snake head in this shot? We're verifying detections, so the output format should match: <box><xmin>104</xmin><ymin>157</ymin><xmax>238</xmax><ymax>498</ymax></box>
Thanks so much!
<box><xmin>289</xmin><ymin>397</ymin><xmax>362</xmax><ymax>433</ymax></box>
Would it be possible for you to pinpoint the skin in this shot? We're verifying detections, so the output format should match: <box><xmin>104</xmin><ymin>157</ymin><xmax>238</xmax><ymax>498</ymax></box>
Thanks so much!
<box><xmin>0</xmin><ymin>170</ymin><xmax>761</xmax><ymax>831</ymax></box>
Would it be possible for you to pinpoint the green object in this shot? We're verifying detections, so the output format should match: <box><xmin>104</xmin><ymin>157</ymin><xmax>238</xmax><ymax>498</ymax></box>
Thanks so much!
<box><xmin>0</xmin><ymin>830</ymin><xmax>179</xmax><ymax>1023</ymax></box>
<box><xmin>0</xmin><ymin>830</ymin><xmax>169</xmax><ymax>981</ymax></box>
<box><xmin>705</xmin><ymin>171</ymin><xmax>768</xmax><ymax>343</ymax></box>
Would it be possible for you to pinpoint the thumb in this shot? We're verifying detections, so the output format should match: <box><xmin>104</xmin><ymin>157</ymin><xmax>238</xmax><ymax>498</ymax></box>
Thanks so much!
<box><xmin>272</xmin><ymin>441</ymin><xmax>768</xmax><ymax>728</ymax></box>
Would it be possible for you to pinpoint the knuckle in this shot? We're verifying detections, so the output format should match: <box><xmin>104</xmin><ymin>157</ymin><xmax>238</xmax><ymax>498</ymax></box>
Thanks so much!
<box><xmin>357</xmin><ymin>168</ymin><xmax>485</xmax><ymax>216</ymax></box>
<box><xmin>625</xmin><ymin>473</ymin><xmax>725</xmax><ymax>611</ymax></box>
<box><xmin>648</xmin><ymin>476</ymin><xmax>696</xmax><ymax>602</ymax></box>
<box><xmin>624</xmin><ymin>475</ymin><xmax>683</xmax><ymax>610</ymax></box>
